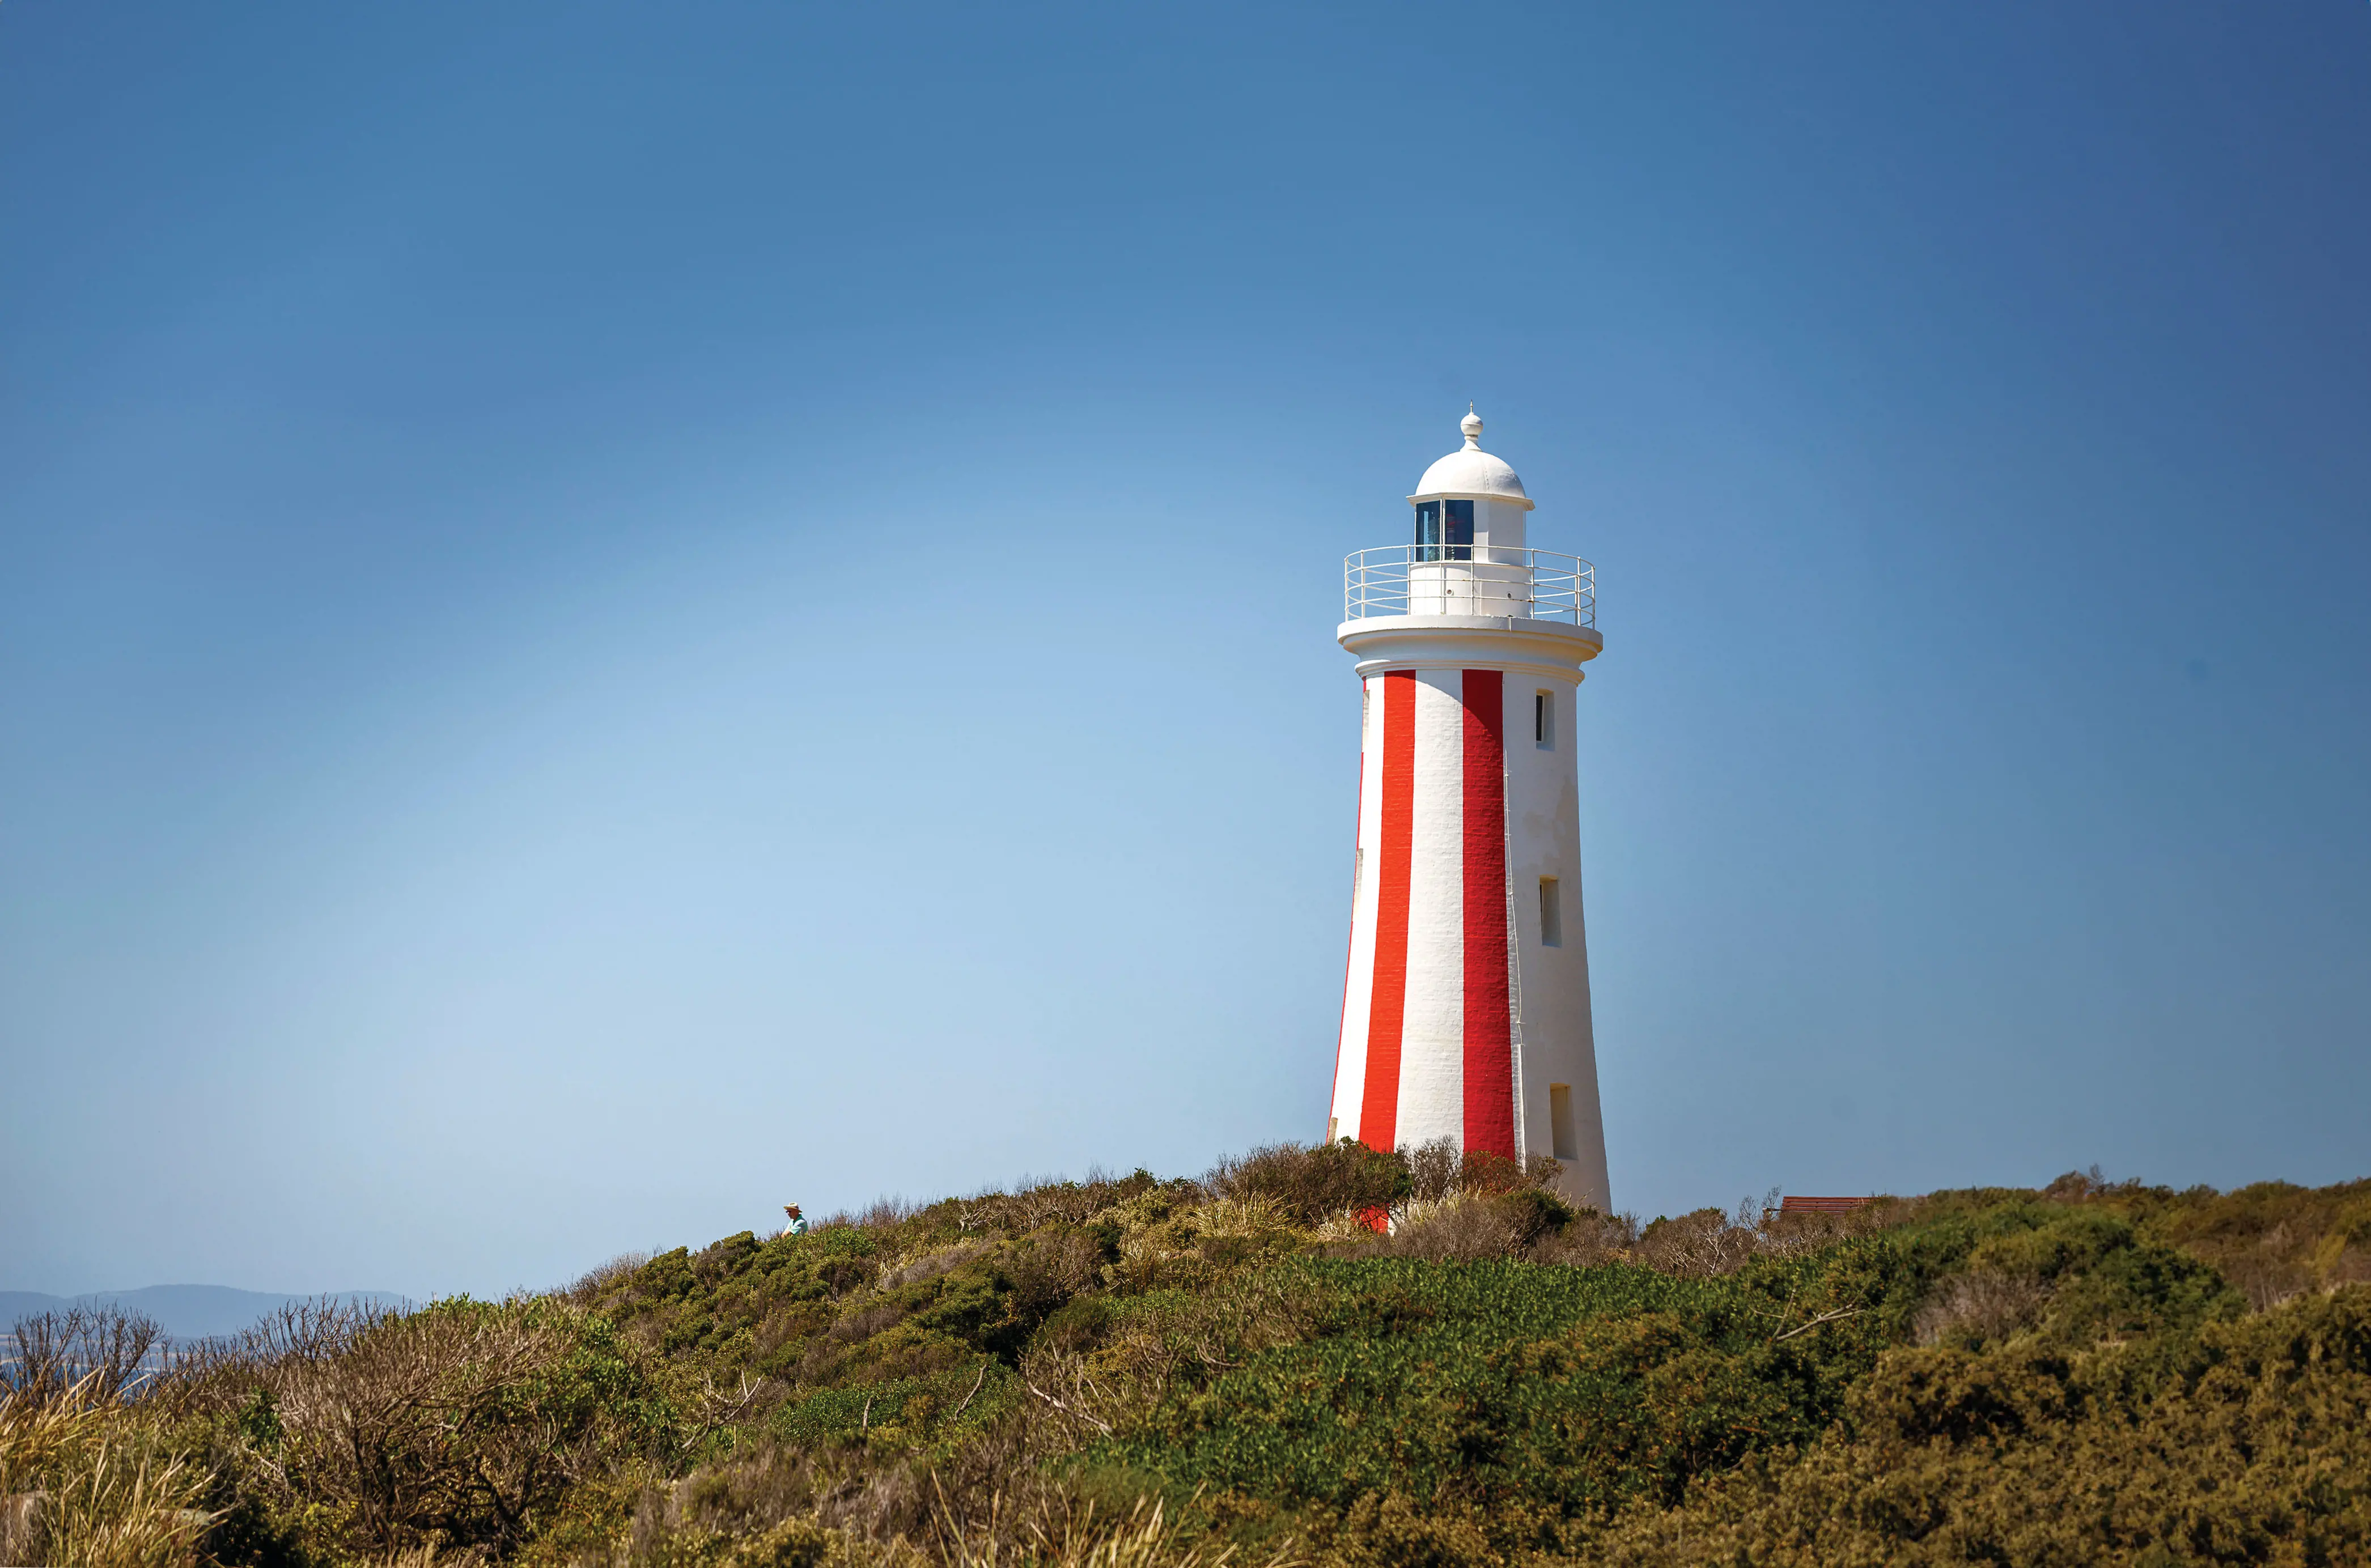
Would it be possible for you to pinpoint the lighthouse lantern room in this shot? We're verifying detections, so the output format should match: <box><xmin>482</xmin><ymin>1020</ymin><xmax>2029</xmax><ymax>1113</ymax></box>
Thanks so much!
<box><xmin>1328</xmin><ymin>410</ymin><xmax>1612</xmax><ymax>1212</ymax></box>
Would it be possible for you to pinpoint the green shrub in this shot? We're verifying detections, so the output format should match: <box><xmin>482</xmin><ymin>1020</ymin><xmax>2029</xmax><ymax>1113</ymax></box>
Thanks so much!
<box><xmin>1104</xmin><ymin>1246</ymin><xmax>1911</xmax><ymax>1544</ymax></box>
<box><xmin>1588</xmin><ymin>1285</ymin><xmax>2371</xmax><ymax>1566</ymax></box>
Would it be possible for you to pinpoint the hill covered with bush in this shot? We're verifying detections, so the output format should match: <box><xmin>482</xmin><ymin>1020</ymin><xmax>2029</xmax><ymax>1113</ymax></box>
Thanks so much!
<box><xmin>5</xmin><ymin>1145</ymin><xmax>2369</xmax><ymax>1567</ymax></box>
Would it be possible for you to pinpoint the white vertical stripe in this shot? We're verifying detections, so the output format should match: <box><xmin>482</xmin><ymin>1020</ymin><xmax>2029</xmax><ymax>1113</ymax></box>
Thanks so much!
<box><xmin>1504</xmin><ymin>675</ymin><xmax>1611</xmax><ymax>1212</ymax></box>
<box><xmin>1503</xmin><ymin>676</ymin><xmax>1528</xmax><ymax>1167</ymax></box>
<box><xmin>1330</xmin><ymin>678</ymin><xmax>1385</xmax><ymax>1137</ymax></box>
<box><xmin>1396</xmin><ymin>669</ymin><xmax>1465</xmax><ymax>1149</ymax></box>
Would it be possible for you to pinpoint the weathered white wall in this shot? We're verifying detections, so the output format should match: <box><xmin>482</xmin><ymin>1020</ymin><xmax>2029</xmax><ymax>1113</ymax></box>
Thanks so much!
<box><xmin>1471</xmin><ymin>498</ymin><xmax>1529</xmax><ymax>553</ymax></box>
<box><xmin>1328</xmin><ymin>679</ymin><xmax>1384</xmax><ymax>1143</ymax></box>
<box><xmin>1504</xmin><ymin>675</ymin><xmax>1612</xmax><ymax>1212</ymax></box>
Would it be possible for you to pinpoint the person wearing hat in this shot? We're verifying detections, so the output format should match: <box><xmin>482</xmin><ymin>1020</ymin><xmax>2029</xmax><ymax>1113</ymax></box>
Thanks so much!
<box><xmin>781</xmin><ymin>1204</ymin><xmax>809</xmax><ymax>1238</ymax></box>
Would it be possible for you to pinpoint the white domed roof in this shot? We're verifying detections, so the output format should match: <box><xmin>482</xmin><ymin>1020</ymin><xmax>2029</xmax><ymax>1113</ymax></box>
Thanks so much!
<box><xmin>1411</xmin><ymin>409</ymin><xmax>1532</xmax><ymax>508</ymax></box>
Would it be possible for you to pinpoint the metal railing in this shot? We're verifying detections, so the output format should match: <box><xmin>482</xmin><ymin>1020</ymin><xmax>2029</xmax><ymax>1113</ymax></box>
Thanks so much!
<box><xmin>1344</xmin><ymin>544</ymin><xmax>1596</xmax><ymax>627</ymax></box>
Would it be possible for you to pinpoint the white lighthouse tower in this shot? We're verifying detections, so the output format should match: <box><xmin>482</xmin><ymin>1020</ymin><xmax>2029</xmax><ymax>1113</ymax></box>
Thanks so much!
<box><xmin>1327</xmin><ymin>410</ymin><xmax>1612</xmax><ymax>1211</ymax></box>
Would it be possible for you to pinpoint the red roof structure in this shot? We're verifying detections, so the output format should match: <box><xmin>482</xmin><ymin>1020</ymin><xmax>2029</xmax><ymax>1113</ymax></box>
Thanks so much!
<box><xmin>1779</xmin><ymin>1195</ymin><xmax>1874</xmax><ymax>1214</ymax></box>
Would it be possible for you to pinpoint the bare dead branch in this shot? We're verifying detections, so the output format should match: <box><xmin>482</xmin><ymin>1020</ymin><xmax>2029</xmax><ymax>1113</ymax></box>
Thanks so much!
<box><xmin>1023</xmin><ymin>1377</ymin><xmax>1112</xmax><ymax>1435</ymax></box>
<box><xmin>1771</xmin><ymin>1307</ymin><xmax>1863</xmax><ymax>1343</ymax></box>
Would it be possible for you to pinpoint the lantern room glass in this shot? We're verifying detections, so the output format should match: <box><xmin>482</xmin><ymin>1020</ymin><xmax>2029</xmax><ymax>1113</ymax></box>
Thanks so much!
<box><xmin>1415</xmin><ymin>499</ymin><xmax>1473</xmax><ymax>562</ymax></box>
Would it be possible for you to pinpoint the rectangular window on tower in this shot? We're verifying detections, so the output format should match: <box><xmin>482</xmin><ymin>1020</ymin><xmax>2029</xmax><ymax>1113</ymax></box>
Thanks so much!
<box><xmin>1535</xmin><ymin>691</ymin><xmax>1555</xmax><ymax>750</ymax></box>
<box><xmin>1539</xmin><ymin>877</ymin><xmax>1562</xmax><ymax>947</ymax></box>
<box><xmin>1549</xmin><ymin>1084</ymin><xmax>1577</xmax><ymax>1161</ymax></box>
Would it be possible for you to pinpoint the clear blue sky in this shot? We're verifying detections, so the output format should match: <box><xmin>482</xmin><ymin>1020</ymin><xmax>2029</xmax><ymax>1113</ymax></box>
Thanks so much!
<box><xmin>4</xmin><ymin>3</ymin><xmax>2366</xmax><ymax>1300</ymax></box>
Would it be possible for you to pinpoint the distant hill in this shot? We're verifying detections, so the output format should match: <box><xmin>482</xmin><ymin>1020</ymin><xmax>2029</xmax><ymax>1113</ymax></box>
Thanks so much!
<box><xmin>0</xmin><ymin>1285</ymin><xmax>404</xmax><ymax>1341</ymax></box>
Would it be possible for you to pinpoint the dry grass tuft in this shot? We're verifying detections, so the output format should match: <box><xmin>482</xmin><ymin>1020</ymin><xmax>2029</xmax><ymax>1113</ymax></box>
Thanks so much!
<box><xmin>930</xmin><ymin>1493</ymin><xmax>1301</xmax><ymax>1568</ymax></box>
<box><xmin>1361</xmin><ymin>1191</ymin><xmax>1524</xmax><ymax>1261</ymax></box>
<box><xmin>0</xmin><ymin>1374</ymin><xmax>214</xmax><ymax>1568</ymax></box>
<box><xmin>1187</xmin><ymin>1196</ymin><xmax>1292</xmax><ymax>1243</ymax></box>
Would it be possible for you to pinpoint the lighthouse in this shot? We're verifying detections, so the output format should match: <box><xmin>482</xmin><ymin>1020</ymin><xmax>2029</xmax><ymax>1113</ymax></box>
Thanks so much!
<box><xmin>1327</xmin><ymin>410</ymin><xmax>1613</xmax><ymax>1212</ymax></box>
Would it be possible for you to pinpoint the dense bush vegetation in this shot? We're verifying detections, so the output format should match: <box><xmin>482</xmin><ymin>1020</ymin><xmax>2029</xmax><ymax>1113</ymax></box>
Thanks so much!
<box><xmin>6</xmin><ymin>1151</ymin><xmax>2368</xmax><ymax>1566</ymax></box>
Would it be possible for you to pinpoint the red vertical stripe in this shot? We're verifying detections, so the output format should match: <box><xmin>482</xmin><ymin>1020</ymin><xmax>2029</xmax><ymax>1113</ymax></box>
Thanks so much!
<box><xmin>1360</xmin><ymin>670</ymin><xmax>1417</xmax><ymax>1153</ymax></box>
<box><xmin>1461</xmin><ymin>669</ymin><xmax>1514</xmax><ymax>1158</ymax></box>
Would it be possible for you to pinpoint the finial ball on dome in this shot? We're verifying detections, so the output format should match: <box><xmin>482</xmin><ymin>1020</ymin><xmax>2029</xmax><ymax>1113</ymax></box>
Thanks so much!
<box><xmin>1411</xmin><ymin>403</ymin><xmax>1533</xmax><ymax>507</ymax></box>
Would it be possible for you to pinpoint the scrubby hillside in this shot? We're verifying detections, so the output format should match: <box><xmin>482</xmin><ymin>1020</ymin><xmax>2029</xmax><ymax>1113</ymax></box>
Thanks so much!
<box><xmin>5</xmin><ymin>1146</ymin><xmax>2369</xmax><ymax>1567</ymax></box>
